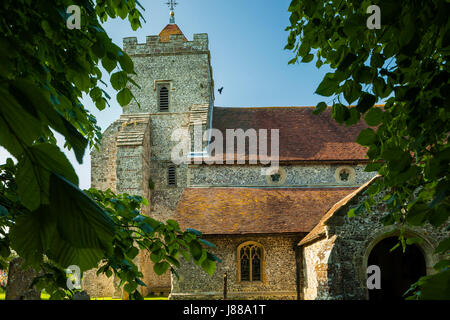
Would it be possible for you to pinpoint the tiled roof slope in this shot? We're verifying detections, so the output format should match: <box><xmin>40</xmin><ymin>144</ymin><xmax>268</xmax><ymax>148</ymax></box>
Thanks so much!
<box><xmin>174</xmin><ymin>187</ymin><xmax>358</xmax><ymax>235</ymax></box>
<box><xmin>210</xmin><ymin>106</ymin><xmax>370</xmax><ymax>162</ymax></box>
<box><xmin>298</xmin><ymin>176</ymin><xmax>380</xmax><ymax>246</ymax></box>
<box><xmin>159</xmin><ymin>24</ymin><xmax>187</xmax><ymax>42</ymax></box>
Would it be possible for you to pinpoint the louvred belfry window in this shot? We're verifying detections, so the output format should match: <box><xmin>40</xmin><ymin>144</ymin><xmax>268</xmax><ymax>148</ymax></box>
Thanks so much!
<box><xmin>159</xmin><ymin>85</ymin><xmax>169</xmax><ymax>112</ymax></box>
<box><xmin>238</xmin><ymin>242</ymin><xmax>264</xmax><ymax>282</ymax></box>
<box><xmin>168</xmin><ymin>166</ymin><xmax>176</xmax><ymax>186</ymax></box>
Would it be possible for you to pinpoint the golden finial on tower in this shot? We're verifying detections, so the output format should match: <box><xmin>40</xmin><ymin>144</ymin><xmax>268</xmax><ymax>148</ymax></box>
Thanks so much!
<box><xmin>166</xmin><ymin>0</ymin><xmax>178</xmax><ymax>24</ymax></box>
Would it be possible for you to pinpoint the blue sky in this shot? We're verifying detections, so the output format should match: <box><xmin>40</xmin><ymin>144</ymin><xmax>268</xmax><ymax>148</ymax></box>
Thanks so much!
<box><xmin>0</xmin><ymin>0</ymin><xmax>331</xmax><ymax>189</ymax></box>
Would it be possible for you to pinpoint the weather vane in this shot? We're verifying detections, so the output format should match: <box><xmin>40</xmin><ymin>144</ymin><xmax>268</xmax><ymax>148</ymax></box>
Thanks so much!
<box><xmin>166</xmin><ymin>0</ymin><xmax>178</xmax><ymax>24</ymax></box>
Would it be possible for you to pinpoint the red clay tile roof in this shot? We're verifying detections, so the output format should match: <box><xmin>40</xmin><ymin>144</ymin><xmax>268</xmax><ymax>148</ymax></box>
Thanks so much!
<box><xmin>174</xmin><ymin>187</ymin><xmax>358</xmax><ymax>235</ymax></box>
<box><xmin>159</xmin><ymin>24</ymin><xmax>187</xmax><ymax>42</ymax></box>
<box><xmin>209</xmin><ymin>106</ymin><xmax>370</xmax><ymax>162</ymax></box>
<box><xmin>298</xmin><ymin>176</ymin><xmax>380</xmax><ymax>246</ymax></box>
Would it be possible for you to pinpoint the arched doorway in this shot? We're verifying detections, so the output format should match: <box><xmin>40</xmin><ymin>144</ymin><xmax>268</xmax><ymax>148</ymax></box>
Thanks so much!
<box><xmin>368</xmin><ymin>237</ymin><xmax>426</xmax><ymax>300</ymax></box>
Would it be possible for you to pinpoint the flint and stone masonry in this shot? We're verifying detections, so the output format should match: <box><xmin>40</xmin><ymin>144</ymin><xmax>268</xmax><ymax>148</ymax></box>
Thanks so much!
<box><xmin>85</xmin><ymin>23</ymin><xmax>449</xmax><ymax>299</ymax></box>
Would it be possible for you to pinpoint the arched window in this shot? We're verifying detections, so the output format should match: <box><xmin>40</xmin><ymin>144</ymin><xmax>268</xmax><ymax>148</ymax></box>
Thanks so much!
<box><xmin>158</xmin><ymin>85</ymin><xmax>169</xmax><ymax>112</ymax></box>
<box><xmin>237</xmin><ymin>242</ymin><xmax>265</xmax><ymax>283</ymax></box>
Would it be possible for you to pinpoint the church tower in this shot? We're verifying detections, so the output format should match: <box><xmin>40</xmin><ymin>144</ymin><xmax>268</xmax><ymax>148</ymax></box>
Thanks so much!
<box><xmin>86</xmin><ymin>5</ymin><xmax>214</xmax><ymax>297</ymax></box>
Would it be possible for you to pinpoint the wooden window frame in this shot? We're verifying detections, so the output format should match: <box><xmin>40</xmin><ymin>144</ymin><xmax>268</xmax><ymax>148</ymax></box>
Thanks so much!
<box><xmin>237</xmin><ymin>241</ymin><xmax>266</xmax><ymax>284</ymax></box>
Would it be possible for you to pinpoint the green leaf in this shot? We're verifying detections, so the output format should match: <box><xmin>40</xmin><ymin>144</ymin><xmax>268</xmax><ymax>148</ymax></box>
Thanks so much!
<box><xmin>199</xmin><ymin>239</ymin><xmax>216</xmax><ymax>248</ymax></box>
<box><xmin>165</xmin><ymin>255</ymin><xmax>180</xmax><ymax>268</ymax></box>
<box><xmin>102</xmin><ymin>56</ymin><xmax>117</xmax><ymax>73</ymax></box>
<box><xmin>0</xmin><ymin>205</ymin><xmax>8</xmax><ymax>217</ymax></box>
<box><xmin>409</xmin><ymin>269</ymin><xmax>450</xmax><ymax>300</ymax></box>
<box><xmin>180</xmin><ymin>249</ymin><xmax>190</xmax><ymax>262</ymax></box>
<box><xmin>364</xmin><ymin>107</ymin><xmax>384</xmax><ymax>126</ymax></box>
<box><xmin>16</xmin><ymin>143</ymin><xmax>79</xmax><ymax>211</ymax></box>
<box><xmin>345</xmin><ymin>107</ymin><xmax>360</xmax><ymax>126</ymax></box>
<box><xmin>110</xmin><ymin>71</ymin><xmax>128</xmax><ymax>91</ymax></box>
<box><xmin>433</xmin><ymin>260</ymin><xmax>450</xmax><ymax>271</ymax></box>
<box><xmin>49</xmin><ymin>174</ymin><xmax>115</xmax><ymax>267</ymax></box>
<box><xmin>117</xmin><ymin>51</ymin><xmax>134</xmax><ymax>73</ymax></box>
<box><xmin>315</xmin><ymin>74</ymin><xmax>339</xmax><ymax>97</ymax></box>
<box><xmin>127</xmin><ymin>247</ymin><xmax>139</xmax><ymax>259</ymax></box>
<box><xmin>313</xmin><ymin>102</ymin><xmax>327</xmax><ymax>115</ymax></box>
<box><xmin>435</xmin><ymin>237</ymin><xmax>450</xmax><ymax>254</ymax></box>
<box><xmin>406</xmin><ymin>202</ymin><xmax>429</xmax><ymax>226</ymax></box>
<box><xmin>16</xmin><ymin>153</ymin><xmax>47</xmax><ymax>211</ymax></box>
<box><xmin>0</xmin><ymin>87</ymin><xmax>43</xmax><ymax>157</ymax></box>
<box><xmin>150</xmin><ymin>249</ymin><xmax>164</xmax><ymax>263</ymax></box>
<box><xmin>343</xmin><ymin>80</ymin><xmax>362</xmax><ymax>104</ymax></box>
<box><xmin>186</xmin><ymin>228</ymin><xmax>202</xmax><ymax>236</ymax></box>
<box><xmin>117</xmin><ymin>88</ymin><xmax>132</xmax><ymax>106</ymax></box>
<box><xmin>201</xmin><ymin>258</ymin><xmax>216</xmax><ymax>276</ymax></box>
<box><xmin>338</xmin><ymin>53</ymin><xmax>357</xmax><ymax>71</ymax></box>
<box><xmin>166</xmin><ymin>219</ymin><xmax>180</xmax><ymax>230</ymax></box>
<box><xmin>29</xmin><ymin>143</ymin><xmax>79</xmax><ymax>185</ymax></box>
<box><xmin>124</xmin><ymin>281</ymin><xmax>138</xmax><ymax>293</ymax></box>
<box><xmin>357</xmin><ymin>128</ymin><xmax>377</xmax><ymax>146</ymax></box>
<box><xmin>9</xmin><ymin>207</ymin><xmax>54</xmax><ymax>268</ymax></box>
<box><xmin>189</xmin><ymin>240</ymin><xmax>203</xmax><ymax>261</ymax></box>
<box><xmin>331</xmin><ymin>103</ymin><xmax>350</xmax><ymax>123</ymax></box>
<box><xmin>406</xmin><ymin>237</ymin><xmax>423</xmax><ymax>245</ymax></box>
<box><xmin>153</xmin><ymin>261</ymin><xmax>170</xmax><ymax>275</ymax></box>
<box><xmin>301</xmin><ymin>54</ymin><xmax>314</xmax><ymax>63</ymax></box>
<box><xmin>10</xmin><ymin>79</ymin><xmax>88</xmax><ymax>163</ymax></box>
<box><xmin>356</xmin><ymin>93</ymin><xmax>376</xmax><ymax>113</ymax></box>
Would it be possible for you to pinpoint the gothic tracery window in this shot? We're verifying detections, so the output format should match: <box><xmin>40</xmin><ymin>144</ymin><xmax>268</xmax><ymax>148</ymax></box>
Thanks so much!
<box><xmin>238</xmin><ymin>242</ymin><xmax>264</xmax><ymax>282</ymax></box>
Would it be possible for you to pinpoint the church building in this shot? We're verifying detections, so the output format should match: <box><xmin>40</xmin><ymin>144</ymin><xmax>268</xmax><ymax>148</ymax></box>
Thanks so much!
<box><xmin>83</xmin><ymin>10</ymin><xmax>448</xmax><ymax>300</ymax></box>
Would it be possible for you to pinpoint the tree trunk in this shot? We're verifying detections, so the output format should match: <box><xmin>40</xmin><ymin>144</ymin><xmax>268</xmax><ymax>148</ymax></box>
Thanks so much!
<box><xmin>5</xmin><ymin>258</ymin><xmax>41</xmax><ymax>300</ymax></box>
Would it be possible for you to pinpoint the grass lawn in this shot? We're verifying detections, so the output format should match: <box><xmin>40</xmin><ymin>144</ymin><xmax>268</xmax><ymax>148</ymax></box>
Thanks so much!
<box><xmin>0</xmin><ymin>292</ymin><xmax>50</xmax><ymax>300</ymax></box>
<box><xmin>92</xmin><ymin>295</ymin><xmax>168</xmax><ymax>300</ymax></box>
<box><xmin>0</xmin><ymin>292</ymin><xmax>167</xmax><ymax>300</ymax></box>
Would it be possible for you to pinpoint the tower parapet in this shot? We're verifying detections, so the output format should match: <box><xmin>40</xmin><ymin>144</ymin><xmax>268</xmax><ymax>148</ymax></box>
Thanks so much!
<box><xmin>123</xmin><ymin>33</ymin><xmax>209</xmax><ymax>55</ymax></box>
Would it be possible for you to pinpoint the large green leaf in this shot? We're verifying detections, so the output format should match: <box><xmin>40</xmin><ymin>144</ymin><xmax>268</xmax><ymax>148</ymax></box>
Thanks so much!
<box><xmin>315</xmin><ymin>74</ymin><xmax>339</xmax><ymax>97</ymax></box>
<box><xmin>16</xmin><ymin>143</ymin><xmax>79</xmax><ymax>211</ymax></box>
<box><xmin>189</xmin><ymin>239</ymin><xmax>203</xmax><ymax>261</ymax></box>
<box><xmin>9</xmin><ymin>79</ymin><xmax>88</xmax><ymax>164</ymax></box>
<box><xmin>0</xmin><ymin>86</ymin><xmax>43</xmax><ymax>156</ymax></box>
<box><xmin>9</xmin><ymin>206</ymin><xmax>56</xmax><ymax>268</ymax></box>
<box><xmin>357</xmin><ymin>128</ymin><xmax>377</xmax><ymax>146</ymax></box>
<box><xmin>153</xmin><ymin>261</ymin><xmax>170</xmax><ymax>275</ymax></box>
<box><xmin>49</xmin><ymin>174</ymin><xmax>115</xmax><ymax>257</ymax></box>
<box><xmin>356</xmin><ymin>93</ymin><xmax>376</xmax><ymax>113</ymax></box>
<box><xmin>47</xmin><ymin>238</ymin><xmax>105</xmax><ymax>271</ymax></box>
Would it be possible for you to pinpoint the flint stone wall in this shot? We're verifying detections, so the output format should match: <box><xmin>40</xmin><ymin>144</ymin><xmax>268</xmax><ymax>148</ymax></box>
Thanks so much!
<box><xmin>302</xmin><ymin>191</ymin><xmax>449</xmax><ymax>300</ymax></box>
<box><xmin>170</xmin><ymin>234</ymin><xmax>303</xmax><ymax>300</ymax></box>
<box><xmin>189</xmin><ymin>164</ymin><xmax>375</xmax><ymax>187</ymax></box>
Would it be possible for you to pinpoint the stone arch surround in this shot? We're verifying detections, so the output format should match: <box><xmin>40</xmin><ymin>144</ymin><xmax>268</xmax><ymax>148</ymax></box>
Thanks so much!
<box><xmin>359</xmin><ymin>226</ymin><xmax>439</xmax><ymax>299</ymax></box>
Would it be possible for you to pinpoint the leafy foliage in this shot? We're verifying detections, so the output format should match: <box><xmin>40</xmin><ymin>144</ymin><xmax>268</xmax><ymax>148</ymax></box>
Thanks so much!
<box><xmin>1</xmin><ymin>162</ymin><xmax>219</xmax><ymax>300</ymax></box>
<box><xmin>87</xmin><ymin>188</ymin><xmax>220</xmax><ymax>300</ymax></box>
<box><xmin>0</xmin><ymin>0</ymin><xmax>145</xmax><ymax>273</ymax></box>
<box><xmin>286</xmin><ymin>0</ymin><xmax>449</xmax><ymax>299</ymax></box>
